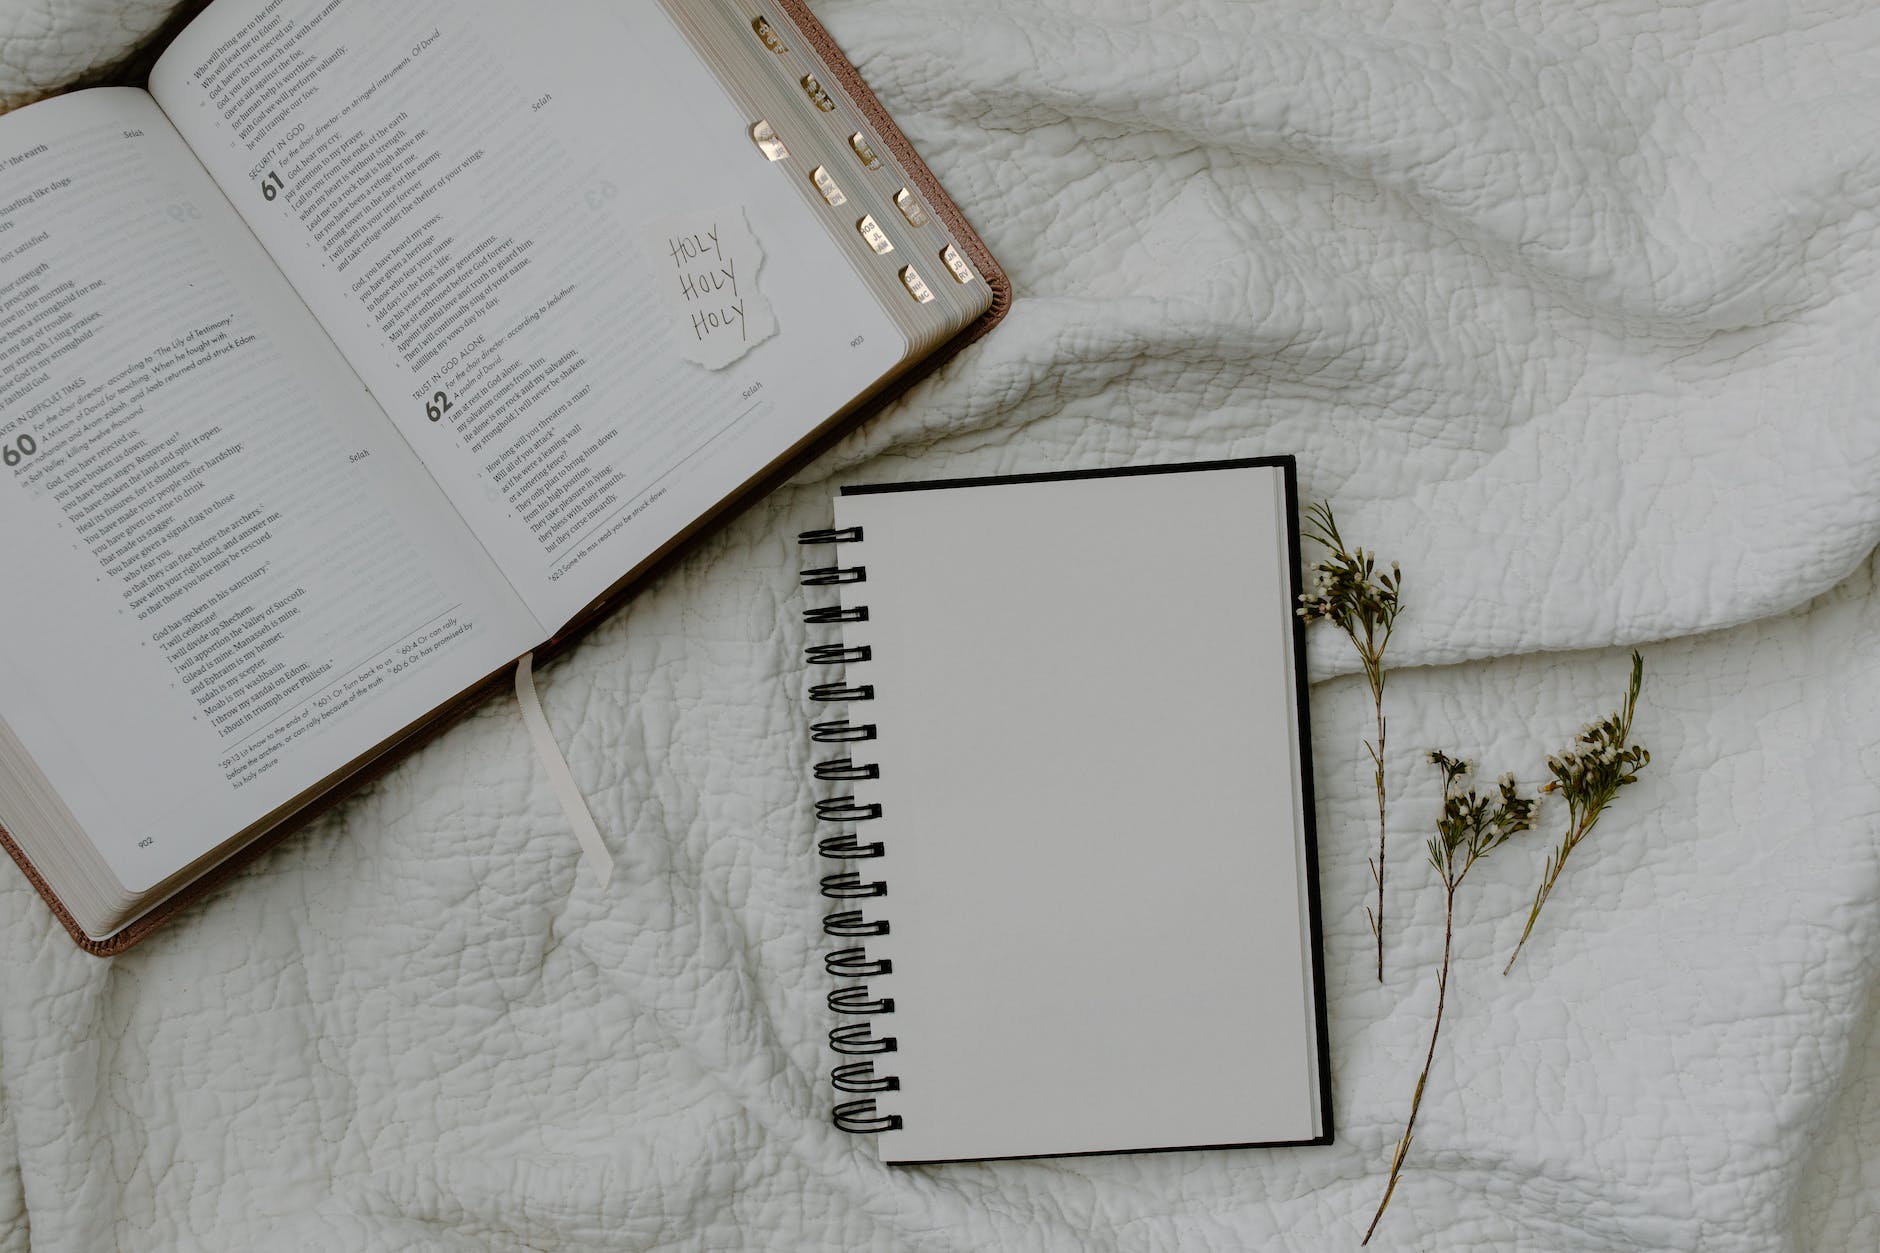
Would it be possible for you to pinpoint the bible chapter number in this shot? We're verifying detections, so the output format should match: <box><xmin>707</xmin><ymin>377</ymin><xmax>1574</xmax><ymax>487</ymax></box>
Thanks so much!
<box><xmin>260</xmin><ymin>171</ymin><xmax>286</xmax><ymax>201</ymax></box>
<box><xmin>2</xmin><ymin>434</ymin><xmax>37</xmax><ymax>468</ymax></box>
<box><xmin>425</xmin><ymin>391</ymin><xmax>454</xmax><ymax>423</ymax></box>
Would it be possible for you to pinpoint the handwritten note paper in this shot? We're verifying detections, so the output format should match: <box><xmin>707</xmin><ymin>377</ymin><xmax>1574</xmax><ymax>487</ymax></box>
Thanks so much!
<box><xmin>642</xmin><ymin>207</ymin><xmax>778</xmax><ymax>369</ymax></box>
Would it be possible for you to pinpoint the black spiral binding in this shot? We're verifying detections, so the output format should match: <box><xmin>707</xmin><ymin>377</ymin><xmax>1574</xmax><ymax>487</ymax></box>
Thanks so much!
<box><xmin>800</xmin><ymin>525</ymin><xmax>903</xmax><ymax>1136</ymax></box>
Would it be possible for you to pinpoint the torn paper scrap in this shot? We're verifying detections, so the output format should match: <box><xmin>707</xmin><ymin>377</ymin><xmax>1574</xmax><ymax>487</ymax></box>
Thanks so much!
<box><xmin>641</xmin><ymin>207</ymin><xmax>779</xmax><ymax>369</ymax></box>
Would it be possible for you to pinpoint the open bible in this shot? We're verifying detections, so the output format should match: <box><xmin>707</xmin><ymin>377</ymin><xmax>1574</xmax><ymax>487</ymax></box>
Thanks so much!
<box><xmin>0</xmin><ymin>0</ymin><xmax>1007</xmax><ymax>952</ymax></box>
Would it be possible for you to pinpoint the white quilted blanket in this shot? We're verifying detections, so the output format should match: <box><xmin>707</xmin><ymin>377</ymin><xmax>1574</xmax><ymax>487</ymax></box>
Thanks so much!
<box><xmin>4</xmin><ymin>0</ymin><xmax>1880</xmax><ymax>1249</ymax></box>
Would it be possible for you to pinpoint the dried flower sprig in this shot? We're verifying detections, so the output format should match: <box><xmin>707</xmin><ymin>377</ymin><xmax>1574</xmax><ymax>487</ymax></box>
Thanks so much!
<box><xmin>1297</xmin><ymin>500</ymin><xmax>1403</xmax><ymax>982</ymax></box>
<box><xmin>1363</xmin><ymin>753</ymin><xmax>1538</xmax><ymax>1246</ymax></box>
<box><xmin>1503</xmin><ymin>651</ymin><xmax>1650</xmax><ymax>976</ymax></box>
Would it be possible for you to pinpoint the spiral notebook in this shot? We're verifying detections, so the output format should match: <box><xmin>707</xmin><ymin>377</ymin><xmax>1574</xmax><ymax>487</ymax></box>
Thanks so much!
<box><xmin>797</xmin><ymin>458</ymin><xmax>1332</xmax><ymax>1164</ymax></box>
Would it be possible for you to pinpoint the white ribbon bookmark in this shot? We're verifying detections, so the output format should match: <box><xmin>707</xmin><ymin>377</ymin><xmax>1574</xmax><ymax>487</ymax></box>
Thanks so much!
<box><xmin>514</xmin><ymin>653</ymin><xmax>615</xmax><ymax>888</ymax></box>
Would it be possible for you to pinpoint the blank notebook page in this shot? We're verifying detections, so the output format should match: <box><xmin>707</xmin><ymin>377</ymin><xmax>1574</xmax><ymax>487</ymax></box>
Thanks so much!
<box><xmin>833</xmin><ymin>461</ymin><xmax>1326</xmax><ymax>1164</ymax></box>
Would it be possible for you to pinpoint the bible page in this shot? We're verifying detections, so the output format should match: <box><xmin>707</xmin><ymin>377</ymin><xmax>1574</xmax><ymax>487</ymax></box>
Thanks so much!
<box><xmin>151</xmin><ymin>0</ymin><xmax>914</xmax><ymax>629</ymax></box>
<box><xmin>0</xmin><ymin>89</ymin><xmax>536</xmax><ymax>900</ymax></box>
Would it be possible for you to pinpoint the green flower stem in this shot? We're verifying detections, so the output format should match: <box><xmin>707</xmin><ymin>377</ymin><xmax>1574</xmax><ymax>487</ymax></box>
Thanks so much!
<box><xmin>1504</xmin><ymin>652</ymin><xmax>1648</xmax><ymax>976</ymax></box>
<box><xmin>1298</xmin><ymin>500</ymin><xmax>1400</xmax><ymax>984</ymax></box>
<box><xmin>1365</xmin><ymin>677</ymin><xmax>1387</xmax><ymax>983</ymax></box>
<box><xmin>1503</xmin><ymin>818</ymin><xmax>1581</xmax><ymax>977</ymax></box>
<box><xmin>1365</xmin><ymin>754</ymin><xmax>1535</xmax><ymax>1245</ymax></box>
<box><xmin>1362</xmin><ymin>887</ymin><xmax>1449</xmax><ymax>1246</ymax></box>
